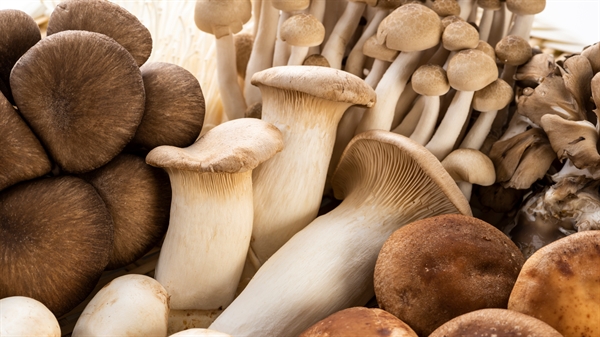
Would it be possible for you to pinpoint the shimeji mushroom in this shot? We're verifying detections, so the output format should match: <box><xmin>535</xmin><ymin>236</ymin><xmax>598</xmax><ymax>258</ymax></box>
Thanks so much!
<box><xmin>0</xmin><ymin>296</ymin><xmax>61</xmax><ymax>337</ymax></box>
<box><xmin>46</xmin><ymin>0</ymin><xmax>153</xmax><ymax>67</ymax></box>
<box><xmin>10</xmin><ymin>30</ymin><xmax>145</xmax><ymax>174</ymax></box>
<box><xmin>209</xmin><ymin>130</ymin><xmax>471</xmax><ymax>337</ymax></box>
<box><xmin>249</xmin><ymin>66</ymin><xmax>376</xmax><ymax>265</ymax></box>
<box><xmin>505</xmin><ymin>0</ymin><xmax>546</xmax><ymax>39</ymax></box>
<box><xmin>146</xmin><ymin>118</ymin><xmax>283</xmax><ymax>311</ymax></box>
<box><xmin>280</xmin><ymin>14</ymin><xmax>325</xmax><ymax>65</ymax></box>
<box><xmin>0</xmin><ymin>176</ymin><xmax>113</xmax><ymax>317</ymax></box>
<box><xmin>476</xmin><ymin>0</ymin><xmax>501</xmax><ymax>41</ymax></box>
<box><xmin>441</xmin><ymin>148</ymin><xmax>496</xmax><ymax>200</ymax></box>
<box><xmin>72</xmin><ymin>275</ymin><xmax>169</xmax><ymax>337</ymax></box>
<box><xmin>271</xmin><ymin>0</ymin><xmax>310</xmax><ymax>67</ymax></box>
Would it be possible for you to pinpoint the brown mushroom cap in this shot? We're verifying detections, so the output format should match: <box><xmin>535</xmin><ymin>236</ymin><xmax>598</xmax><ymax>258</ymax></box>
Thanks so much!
<box><xmin>131</xmin><ymin>62</ymin><xmax>205</xmax><ymax>151</ymax></box>
<box><xmin>234</xmin><ymin>32</ymin><xmax>254</xmax><ymax>79</ymax></box>
<box><xmin>430</xmin><ymin>0</ymin><xmax>461</xmax><ymax>16</ymax></box>
<box><xmin>303</xmin><ymin>54</ymin><xmax>330</xmax><ymax>67</ymax></box>
<box><xmin>374</xmin><ymin>214</ymin><xmax>525</xmax><ymax>336</ymax></box>
<box><xmin>10</xmin><ymin>30</ymin><xmax>145</xmax><ymax>174</ymax></box>
<box><xmin>430</xmin><ymin>308</ymin><xmax>563</xmax><ymax>337</ymax></box>
<box><xmin>271</xmin><ymin>0</ymin><xmax>311</xmax><ymax>12</ymax></box>
<box><xmin>506</xmin><ymin>0</ymin><xmax>546</xmax><ymax>15</ymax></box>
<box><xmin>377</xmin><ymin>3</ymin><xmax>443</xmax><ymax>52</ymax></box>
<box><xmin>280</xmin><ymin>14</ymin><xmax>325</xmax><ymax>47</ymax></box>
<box><xmin>0</xmin><ymin>176</ymin><xmax>114</xmax><ymax>317</ymax></box>
<box><xmin>299</xmin><ymin>307</ymin><xmax>418</xmax><ymax>337</ymax></box>
<box><xmin>441</xmin><ymin>15</ymin><xmax>464</xmax><ymax>29</ymax></box>
<box><xmin>0</xmin><ymin>9</ymin><xmax>40</xmax><ymax>103</ymax></box>
<box><xmin>411</xmin><ymin>64</ymin><xmax>450</xmax><ymax>97</ymax></box>
<box><xmin>495</xmin><ymin>35</ymin><xmax>533</xmax><ymax>66</ymax></box>
<box><xmin>472</xmin><ymin>78</ymin><xmax>513</xmax><ymax>112</ymax></box>
<box><xmin>508</xmin><ymin>231</ymin><xmax>600</xmax><ymax>337</ymax></box>
<box><xmin>477</xmin><ymin>0</ymin><xmax>502</xmax><ymax>10</ymax></box>
<box><xmin>447</xmin><ymin>49</ymin><xmax>498</xmax><ymax>91</ymax></box>
<box><xmin>194</xmin><ymin>0</ymin><xmax>252</xmax><ymax>38</ymax></box>
<box><xmin>46</xmin><ymin>0</ymin><xmax>152</xmax><ymax>67</ymax></box>
<box><xmin>363</xmin><ymin>34</ymin><xmax>399</xmax><ymax>62</ymax></box>
<box><xmin>474</xmin><ymin>40</ymin><xmax>496</xmax><ymax>60</ymax></box>
<box><xmin>442</xmin><ymin>21</ymin><xmax>480</xmax><ymax>51</ymax></box>
<box><xmin>0</xmin><ymin>91</ymin><xmax>51</xmax><ymax>191</ymax></box>
<box><xmin>79</xmin><ymin>154</ymin><xmax>171</xmax><ymax>270</ymax></box>
<box><xmin>441</xmin><ymin>148</ymin><xmax>496</xmax><ymax>186</ymax></box>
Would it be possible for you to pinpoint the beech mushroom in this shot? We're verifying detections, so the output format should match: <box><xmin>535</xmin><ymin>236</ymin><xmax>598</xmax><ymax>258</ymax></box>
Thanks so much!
<box><xmin>280</xmin><ymin>14</ymin><xmax>325</xmax><ymax>65</ymax></box>
<box><xmin>146</xmin><ymin>118</ymin><xmax>283</xmax><ymax>311</ymax></box>
<box><xmin>506</xmin><ymin>0</ymin><xmax>546</xmax><ymax>39</ymax></box>
<box><xmin>209</xmin><ymin>130</ymin><xmax>471</xmax><ymax>337</ymax></box>
<box><xmin>441</xmin><ymin>148</ymin><xmax>496</xmax><ymax>200</ymax></box>
<box><xmin>271</xmin><ymin>0</ymin><xmax>310</xmax><ymax>67</ymax></box>
<box><xmin>0</xmin><ymin>296</ymin><xmax>61</xmax><ymax>337</ymax></box>
<box><xmin>476</xmin><ymin>0</ymin><xmax>501</xmax><ymax>41</ymax></box>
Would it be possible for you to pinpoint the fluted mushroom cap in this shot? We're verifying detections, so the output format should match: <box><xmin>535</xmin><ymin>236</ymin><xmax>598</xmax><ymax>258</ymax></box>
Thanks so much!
<box><xmin>194</xmin><ymin>0</ymin><xmax>252</xmax><ymax>38</ymax></box>
<box><xmin>47</xmin><ymin>0</ymin><xmax>152</xmax><ymax>66</ymax></box>
<box><xmin>506</xmin><ymin>0</ymin><xmax>546</xmax><ymax>15</ymax></box>
<box><xmin>412</xmin><ymin>64</ymin><xmax>450</xmax><ymax>97</ymax></box>
<box><xmin>363</xmin><ymin>34</ymin><xmax>399</xmax><ymax>62</ymax></box>
<box><xmin>447</xmin><ymin>49</ymin><xmax>498</xmax><ymax>91</ymax></box>
<box><xmin>146</xmin><ymin>118</ymin><xmax>283</xmax><ymax>173</ymax></box>
<box><xmin>377</xmin><ymin>3</ymin><xmax>443</xmax><ymax>52</ymax></box>
<box><xmin>280</xmin><ymin>14</ymin><xmax>325</xmax><ymax>47</ymax></box>
<box><xmin>473</xmin><ymin>78</ymin><xmax>514</xmax><ymax>111</ymax></box>
<box><xmin>251</xmin><ymin>66</ymin><xmax>377</xmax><ymax>108</ymax></box>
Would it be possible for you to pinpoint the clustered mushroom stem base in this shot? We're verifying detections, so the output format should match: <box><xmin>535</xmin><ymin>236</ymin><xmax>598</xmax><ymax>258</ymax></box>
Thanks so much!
<box><xmin>216</xmin><ymin>34</ymin><xmax>247</xmax><ymax>120</ymax></box>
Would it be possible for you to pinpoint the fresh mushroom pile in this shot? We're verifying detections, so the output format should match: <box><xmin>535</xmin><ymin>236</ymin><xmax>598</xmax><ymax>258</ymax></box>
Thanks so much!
<box><xmin>1</xmin><ymin>1</ymin><xmax>599</xmax><ymax>337</ymax></box>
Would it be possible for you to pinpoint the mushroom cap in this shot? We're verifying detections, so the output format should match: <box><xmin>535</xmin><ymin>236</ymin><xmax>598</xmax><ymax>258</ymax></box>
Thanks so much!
<box><xmin>0</xmin><ymin>176</ymin><xmax>114</xmax><ymax>317</ymax></box>
<box><xmin>170</xmin><ymin>329</ymin><xmax>232</xmax><ymax>336</ymax></box>
<box><xmin>441</xmin><ymin>15</ymin><xmax>464</xmax><ymax>29</ymax></box>
<box><xmin>431</xmin><ymin>0</ymin><xmax>461</xmax><ymax>16</ymax></box>
<box><xmin>0</xmin><ymin>9</ymin><xmax>40</xmax><ymax>103</ymax></box>
<box><xmin>79</xmin><ymin>154</ymin><xmax>171</xmax><ymax>270</ymax></box>
<box><xmin>495</xmin><ymin>35</ymin><xmax>532</xmax><ymax>66</ymax></box>
<box><xmin>363</xmin><ymin>34</ymin><xmax>399</xmax><ymax>62</ymax></box>
<box><xmin>515</xmin><ymin>53</ymin><xmax>556</xmax><ymax>86</ymax></box>
<box><xmin>146</xmin><ymin>118</ymin><xmax>283</xmax><ymax>173</ymax></box>
<box><xmin>508</xmin><ymin>231</ymin><xmax>600</xmax><ymax>337</ymax></box>
<box><xmin>581</xmin><ymin>42</ymin><xmax>600</xmax><ymax>74</ymax></box>
<box><xmin>251</xmin><ymin>66</ymin><xmax>377</xmax><ymax>108</ymax></box>
<box><xmin>429</xmin><ymin>308</ymin><xmax>563</xmax><ymax>337</ymax></box>
<box><xmin>411</xmin><ymin>64</ymin><xmax>450</xmax><ymax>97</ymax></box>
<box><xmin>376</xmin><ymin>0</ymin><xmax>404</xmax><ymax>10</ymax></box>
<box><xmin>477</xmin><ymin>0</ymin><xmax>502</xmax><ymax>10</ymax></box>
<box><xmin>377</xmin><ymin>3</ymin><xmax>443</xmax><ymax>52</ymax></box>
<box><xmin>447</xmin><ymin>49</ymin><xmax>498</xmax><ymax>91</ymax></box>
<box><xmin>10</xmin><ymin>30</ymin><xmax>145</xmax><ymax>174</ymax></box>
<box><xmin>299</xmin><ymin>307</ymin><xmax>418</xmax><ymax>337</ymax></box>
<box><xmin>474</xmin><ymin>40</ymin><xmax>497</xmax><ymax>60</ymax></box>
<box><xmin>131</xmin><ymin>62</ymin><xmax>205</xmax><ymax>151</ymax></box>
<box><xmin>472</xmin><ymin>78</ymin><xmax>513</xmax><ymax>111</ymax></box>
<box><xmin>303</xmin><ymin>54</ymin><xmax>330</xmax><ymax>67</ymax></box>
<box><xmin>234</xmin><ymin>32</ymin><xmax>254</xmax><ymax>79</ymax></box>
<box><xmin>374</xmin><ymin>214</ymin><xmax>525</xmax><ymax>336</ymax></box>
<box><xmin>0</xmin><ymin>91</ymin><xmax>51</xmax><ymax>191</ymax></box>
<box><xmin>506</xmin><ymin>0</ymin><xmax>546</xmax><ymax>15</ymax></box>
<box><xmin>47</xmin><ymin>0</ymin><xmax>152</xmax><ymax>67</ymax></box>
<box><xmin>592</xmin><ymin>72</ymin><xmax>600</xmax><ymax>112</ymax></box>
<box><xmin>441</xmin><ymin>148</ymin><xmax>496</xmax><ymax>186</ymax></box>
<box><xmin>0</xmin><ymin>296</ymin><xmax>61</xmax><ymax>337</ymax></box>
<box><xmin>442</xmin><ymin>21</ymin><xmax>480</xmax><ymax>51</ymax></box>
<box><xmin>194</xmin><ymin>0</ymin><xmax>252</xmax><ymax>38</ymax></box>
<box><xmin>280</xmin><ymin>14</ymin><xmax>325</xmax><ymax>47</ymax></box>
<box><xmin>271</xmin><ymin>0</ymin><xmax>310</xmax><ymax>12</ymax></box>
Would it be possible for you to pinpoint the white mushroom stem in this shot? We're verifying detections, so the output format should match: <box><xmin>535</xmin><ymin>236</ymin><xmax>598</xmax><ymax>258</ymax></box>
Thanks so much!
<box><xmin>272</xmin><ymin>11</ymin><xmax>292</xmax><ymax>67</ymax></box>
<box><xmin>216</xmin><ymin>35</ymin><xmax>247</xmax><ymax>120</ymax></box>
<box><xmin>320</xmin><ymin>1</ymin><xmax>367</xmax><ymax>69</ymax></box>
<box><xmin>478</xmin><ymin>9</ymin><xmax>495</xmax><ymax>41</ymax></box>
<box><xmin>457</xmin><ymin>181</ymin><xmax>474</xmax><ymax>200</ymax></box>
<box><xmin>499</xmin><ymin>112</ymin><xmax>533</xmax><ymax>141</ymax></box>
<box><xmin>252</xmin><ymin>0</ymin><xmax>262</xmax><ymax>37</ymax></box>
<box><xmin>458</xmin><ymin>0</ymin><xmax>476</xmax><ymax>20</ymax></box>
<box><xmin>307</xmin><ymin>0</ymin><xmax>327</xmax><ymax>55</ymax></box>
<box><xmin>507</xmin><ymin>13</ymin><xmax>535</xmax><ymax>39</ymax></box>
<box><xmin>392</xmin><ymin>83</ymin><xmax>419</xmax><ymax>130</ymax></box>
<box><xmin>410</xmin><ymin>95</ymin><xmax>441</xmax><ymax>145</ymax></box>
<box><xmin>487</xmin><ymin>2</ymin><xmax>507</xmax><ymax>47</ymax></box>
<box><xmin>288</xmin><ymin>46</ymin><xmax>311</xmax><ymax>65</ymax></box>
<box><xmin>460</xmin><ymin>110</ymin><xmax>498</xmax><ymax>149</ymax></box>
<box><xmin>344</xmin><ymin>9</ymin><xmax>389</xmax><ymax>77</ymax></box>
<box><xmin>392</xmin><ymin>96</ymin><xmax>425</xmax><ymax>136</ymax></box>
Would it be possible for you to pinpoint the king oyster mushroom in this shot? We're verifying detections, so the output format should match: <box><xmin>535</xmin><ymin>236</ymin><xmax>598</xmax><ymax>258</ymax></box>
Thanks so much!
<box><xmin>0</xmin><ymin>296</ymin><xmax>61</xmax><ymax>337</ymax></box>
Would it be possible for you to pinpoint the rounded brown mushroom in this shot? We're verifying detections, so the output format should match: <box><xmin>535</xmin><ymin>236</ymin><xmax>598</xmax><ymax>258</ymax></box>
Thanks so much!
<box><xmin>495</xmin><ymin>35</ymin><xmax>533</xmax><ymax>66</ymax></box>
<box><xmin>442</xmin><ymin>21</ymin><xmax>480</xmax><ymax>52</ymax></box>
<box><xmin>374</xmin><ymin>214</ymin><xmax>525</xmax><ymax>336</ymax></box>
<box><xmin>430</xmin><ymin>0</ymin><xmax>461</xmax><ymax>17</ymax></box>
<box><xmin>280</xmin><ymin>14</ymin><xmax>325</xmax><ymax>65</ymax></box>
<box><xmin>10</xmin><ymin>30</ymin><xmax>145</xmax><ymax>174</ymax></box>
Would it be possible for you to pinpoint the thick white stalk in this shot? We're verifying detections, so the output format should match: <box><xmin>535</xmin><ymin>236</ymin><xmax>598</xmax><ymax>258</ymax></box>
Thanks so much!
<box><xmin>458</xmin><ymin>0</ymin><xmax>476</xmax><ymax>20</ymax></box>
<box><xmin>487</xmin><ymin>2</ymin><xmax>507</xmax><ymax>47</ymax></box>
<box><xmin>252</xmin><ymin>0</ymin><xmax>262</xmax><ymax>37</ymax></box>
<box><xmin>410</xmin><ymin>95</ymin><xmax>441</xmax><ymax>145</ymax></box>
<box><xmin>508</xmin><ymin>14</ymin><xmax>535</xmax><ymax>39</ymax></box>
<box><xmin>215</xmin><ymin>35</ymin><xmax>247</xmax><ymax>120</ymax></box>
<box><xmin>273</xmin><ymin>11</ymin><xmax>292</xmax><ymax>67</ymax></box>
<box><xmin>320</xmin><ymin>1</ymin><xmax>367</xmax><ymax>69</ymax></box>
<box><xmin>460</xmin><ymin>110</ymin><xmax>498</xmax><ymax>150</ymax></box>
<box><xmin>393</xmin><ymin>96</ymin><xmax>425</xmax><ymax>136</ymax></box>
<box><xmin>478</xmin><ymin>9</ymin><xmax>495</xmax><ymax>42</ymax></box>
<box><xmin>288</xmin><ymin>46</ymin><xmax>310</xmax><ymax>65</ymax></box>
<box><xmin>392</xmin><ymin>83</ymin><xmax>419</xmax><ymax>130</ymax></box>
<box><xmin>155</xmin><ymin>170</ymin><xmax>253</xmax><ymax>310</ymax></box>
<box><xmin>344</xmin><ymin>9</ymin><xmax>388</xmax><ymax>77</ymax></box>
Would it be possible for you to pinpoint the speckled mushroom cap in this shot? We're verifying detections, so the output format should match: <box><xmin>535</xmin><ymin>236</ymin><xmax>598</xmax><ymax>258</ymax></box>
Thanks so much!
<box><xmin>194</xmin><ymin>0</ymin><xmax>252</xmax><ymax>38</ymax></box>
<box><xmin>506</xmin><ymin>0</ymin><xmax>546</xmax><ymax>15</ymax></box>
<box><xmin>252</xmin><ymin>66</ymin><xmax>377</xmax><ymax>108</ymax></box>
<box><xmin>299</xmin><ymin>307</ymin><xmax>418</xmax><ymax>337</ymax></box>
<box><xmin>431</xmin><ymin>0</ymin><xmax>461</xmax><ymax>17</ymax></box>
<box><xmin>146</xmin><ymin>118</ymin><xmax>283</xmax><ymax>174</ymax></box>
<box><xmin>508</xmin><ymin>231</ymin><xmax>600</xmax><ymax>337</ymax></box>
<box><xmin>377</xmin><ymin>3</ymin><xmax>443</xmax><ymax>52</ymax></box>
<box><xmin>271</xmin><ymin>0</ymin><xmax>311</xmax><ymax>12</ymax></box>
<box><xmin>46</xmin><ymin>0</ymin><xmax>152</xmax><ymax>67</ymax></box>
<box><xmin>303</xmin><ymin>54</ymin><xmax>330</xmax><ymax>67</ymax></box>
<box><xmin>477</xmin><ymin>0</ymin><xmax>502</xmax><ymax>10</ymax></box>
<box><xmin>473</xmin><ymin>78</ymin><xmax>514</xmax><ymax>111</ymax></box>
<box><xmin>429</xmin><ymin>308</ymin><xmax>563</xmax><ymax>337</ymax></box>
<box><xmin>363</xmin><ymin>34</ymin><xmax>399</xmax><ymax>62</ymax></box>
<box><xmin>0</xmin><ymin>9</ymin><xmax>40</xmax><ymax>103</ymax></box>
<box><xmin>447</xmin><ymin>49</ymin><xmax>498</xmax><ymax>91</ymax></box>
<box><xmin>0</xmin><ymin>176</ymin><xmax>114</xmax><ymax>317</ymax></box>
<box><xmin>442</xmin><ymin>21</ymin><xmax>480</xmax><ymax>51</ymax></box>
<box><xmin>10</xmin><ymin>30</ymin><xmax>145</xmax><ymax>174</ymax></box>
<box><xmin>0</xmin><ymin>92</ymin><xmax>51</xmax><ymax>192</ymax></box>
<box><xmin>411</xmin><ymin>64</ymin><xmax>450</xmax><ymax>97</ymax></box>
<box><xmin>495</xmin><ymin>35</ymin><xmax>533</xmax><ymax>66</ymax></box>
<box><xmin>376</xmin><ymin>0</ymin><xmax>404</xmax><ymax>10</ymax></box>
<box><xmin>441</xmin><ymin>15</ymin><xmax>463</xmax><ymax>29</ymax></box>
<box><xmin>374</xmin><ymin>214</ymin><xmax>525</xmax><ymax>336</ymax></box>
<box><xmin>280</xmin><ymin>14</ymin><xmax>325</xmax><ymax>47</ymax></box>
<box><xmin>474</xmin><ymin>40</ymin><xmax>496</xmax><ymax>60</ymax></box>
<box><xmin>441</xmin><ymin>148</ymin><xmax>496</xmax><ymax>186</ymax></box>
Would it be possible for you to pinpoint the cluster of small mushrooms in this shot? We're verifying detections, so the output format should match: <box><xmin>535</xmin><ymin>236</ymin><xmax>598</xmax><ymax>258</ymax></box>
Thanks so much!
<box><xmin>1</xmin><ymin>0</ymin><xmax>599</xmax><ymax>337</ymax></box>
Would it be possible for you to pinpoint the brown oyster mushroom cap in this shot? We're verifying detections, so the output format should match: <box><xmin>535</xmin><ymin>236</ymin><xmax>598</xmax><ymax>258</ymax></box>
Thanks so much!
<box><xmin>506</xmin><ymin>0</ymin><xmax>546</xmax><ymax>15</ymax></box>
<box><xmin>430</xmin><ymin>308</ymin><xmax>563</xmax><ymax>337</ymax></box>
<box><xmin>374</xmin><ymin>214</ymin><xmax>525</xmax><ymax>336</ymax></box>
<box><xmin>280</xmin><ymin>14</ymin><xmax>325</xmax><ymax>48</ymax></box>
<box><xmin>363</xmin><ymin>34</ymin><xmax>399</xmax><ymax>62</ymax></box>
<box><xmin>0</xmin><ymin>176</ymin><xmax>114</xmax><ymax>317</ymax></box>
<box><xmin>473</xmin><ymin>78</ymin><xmax>513</xmax><ymax>112</ymax></box>
<box><xmin>10</xmin><ymin>30</ymin><xmax>145</xmax><ymax>174</ymax></box>
<box><xmin>447</xmin><ymin>49</ymin><xmax>498</xmax><ymax>91</ymax></box>
<box><xmin>431</xmin><ymin>0</ymin><xmax>461</xmax><ymax>17</ymax></box>
<box><xmin>377</xmin><ymin>3</ymin><xmax>443</xmax><ymax>52</ymax></box>
<box><xmin>299</xmin><ymin>307</ymin><xmax>418</xmax><ymax>337</ymax></box>
<box><xmin>442</xmin><ymin>21</ymin><xmax>480</xmax><ymax>51</ymax></box>
<box><xmin>234</xmin><ymin>32</ymin><xmax>254</xmax><ymax>79</ymax></box>
<box><xmin>131</xmin><ymin>62</ymin><xmax>205</xmax><ymax>151</ymax></box>
<box><xmin>0</xmin><ymin>92</ymin><xmax>51</xmax><ymax>191</ymax></box>
<box><xmin>560</xmin><ymin>55</ymin><xmax>593</xmax><ymax>115</ymax></box>
<box><xmin>495</xmin><ymin>35</ymin><xmax>532</xmax><ymax>66</ymax></box>
<box><xmin>508</xmin><ymin>231</ymin><xmax>600</xmax><ymax>337</ymax></box>
<box><xmin>194</xmin><ymin>0</ymin><xmax>252</xmax><ymax>38</ymax></box>
<box><xmin>581</xmin><ymin>42</ymin><xmax>600</xmax><ymax>74</ymax></box>
<box><xmin>47</xmin><ymin>0</ymin><xmax>152</xmax><ymax>67</ymax></box>
<box><xmin>0</xmin><ymin>9</ymin><xmax>40</xmax><ymax>104</ymax></box>
<box><xmin>303</xmin><ymin>54</ymin><xmax>330</xmax><ymax>67</ymax></box>
<box><xmin>515</xmin><ymin>52</ymin><xmax>556</xmax><ymax>86</ymax></box>
<box><xmin>411</xmin><ymin>64</ymin><xmax>450</xmax><ymax>97</ymax></box>
<box><xmin>593</xmin><ymin>72</ymin><xmax>600</xmax><ymax>115</ymax></box>
<box><xmin>79</xmin><ymin>154</ymin><xmax>171</xmax><ymax>270</ymax></box>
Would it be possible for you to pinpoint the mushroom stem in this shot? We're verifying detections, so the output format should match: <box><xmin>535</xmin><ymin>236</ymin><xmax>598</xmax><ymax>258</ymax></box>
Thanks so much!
<box><xmin>460</xmin><ymin>110</ymin><xmax>498</xmax><ymax>149</ymax></box>
<box><xmin>344</xmin><ymin>9</ymin><xmax>388</xmax><ymax>77</ymax></box>
<box><xmin>320</xmin><ymin>1</ymin><xmax>367</xmax><ymax>69</ymax></box>
<box><xmin>272</xmin><ymin>11</ymin><xmax>292</xmax><ymax>67</ymax></box>
<box><xmin>457</xmin><ymin>181</ymin><xmax>474</xmax><ymax>200</ymax></box>
<box><xmin>216</xmin><ymin>34</ymin><xmax>247</xmax><ymax>120</ymax></box>
<box><xmin>458</xmin><ymin>0</ymin><xmax>476</xmax><ymax>20</ymax></box>
<box><xmin>478</xmin><ymin>9</ymin><xmax>495</xmax><ymax>42</ymax></box>
<box><xmin>507</xmin><ymin>14</ymin><xmax>535</xmax><ymax>39</ymax></box>
<box><xmin>307</xmin><ymin>0</ymin><xmax>327</xmax><ymax>55</ymax></box>
<box><xmin>487</xmin><ymin>2</ymin><xmax>507</xmax><ymax>47</ymax></box>
<box><xmin>288</xmin><ymin>46</ymin><xmax>310</xmax><ymax>65</ymax></box>
<box><xmin>392</xmin><ymin>83</ymin><xmax>420</xmax><ymax>130</ymax></box>
<box><xmin>393</xmin><ymin>96</ymin><xmax>425</xmax><ymax>137</ymax></box>
<box><xmin>410</xmin><ymin>95</ymin><xmax>441</xmax><ymax>145</ymax></box>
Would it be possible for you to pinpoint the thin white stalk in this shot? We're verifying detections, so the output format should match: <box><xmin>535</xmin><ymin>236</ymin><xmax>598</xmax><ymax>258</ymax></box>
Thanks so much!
<box><xmin>478</xmin><ymin>9</ymin><xmax>495</xmax><ymax>42</ymax></box>
<box><xmin>457</xmin><ymin>181</ymin><xmax>473</xmax><ymax>200</ymax></box>
<box><xmin>458</xmin><ymin>0</ymin><xmax>476</xmax><ymax>20</ymax></box>
<box><xmin>487</xmin><ymin>2</ymin><xmax>506</xmax><ymax>47</ymax></box>
<box><xmin>344</xmin><ymin>9</ymin><xmax>388</xmax><ymax>77</ymax></box>
<box><xmin>288</xmin><ymin>46</ymin><xmax>310</xmax><ymax>65</ymax></box>
<box><xmin>307</xmin><ymin>0</ymin><xmax>327</xmax><ymax>55</ymax></box>
<box><xmin>252</xmin><ymin>0</ymin><xmax>262</xmax><ymax>37</ymax></box>
<box><xmin>320</xmin><ymin>1</ymin><xmax>367</xmax><ymax>69</ymax></box>
<box><xmin>508</xmin><ymin>14</ymin><xmax>535</xmax><ymax>40</ymax></box>
<box><xmin>393</xmin><ymin>96</ymin><xmax>425</xmax><ymax>137</ymax></box>
<box><xmin>410</xmin><ymin>95</ymin><xmax>441</xmax><ymax>145</ymax></box>
<box><xmin>215</xmin><ymin>35</ymin><xmax>247</xmax><ymax>120</ymax></box>
<box><xmin>391</xmin><ymin>82</ymin><xmax>419</xmax><ymax>130</ymax></box>
<box><xmin>273</xmin><ymin>11</ymin><xmax>292</xmax><ymax>67</ymax></box>
<box><xmin>460</xmin><ymin>110</ymin><xmax>498</xmax><ymax>150</ymax></box>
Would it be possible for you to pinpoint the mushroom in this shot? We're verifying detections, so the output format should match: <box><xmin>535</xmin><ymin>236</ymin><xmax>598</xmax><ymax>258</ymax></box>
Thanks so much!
<box><xmin>194</xmin><ymin>0</ymin><xmax>251</xmax><ymax>120</ymax></box>
<box><xmin>476</xmin><ymin>0</ymin><xmax>501</xmax><ymax>41</ymax></box>
<box><xmin>209</xmin><ymin>130</ymin><xmax>471</xmax><ymax>337</ymax></box>
<box><xmin>280</xmin><ymin>14</ymin><xmax>325</xmax><ymax>65</ymax></box>
<box><xmin>170</xmin><ymin>329</ymin><xmax>232</xmax><ymax>337</ymax></box>
<box><xmin>0</xmin><ymin>296</ymin><xmax>61</xmax><ymax>337</ymax></box>
<box><xmin>374</xmin><ymin>214</ymin><xmax>525</xmax><ymax>336</ymax></box>
<box><xmin>234</xmin><ymin>32</ymin><xmax>253</xmax><ymax>82</ymax></box>
<box><xmin>146</xmin><ymin>118</ymin><xmax>283</xmax><ymax>311</ymax></box>
<box><xmin>441</xmin><ymin>20</ymin><xmax>480</xmax><ymax>66</ymax></box>
<box><xmin>249</xmin><ymin>66</ymin><xmax>376</xmax><ymax>265</ymax></box>
<box><xmin>508</xmin><ymin>231</ymin><xmax>600</xmax><ymax>337</ymax></box>
<box><xmin>0</xmin><ymin>176</ymin><xmax>113</xmax><ymax>317</ymax></box>
<box><xmin>271</xmin><ymin>0</ymin><xmax>310</xmax><ymax>67</ymax></box>
<box><xmin>514</xmin><ymin>52</ymin><xmax>556</xmax><ymax>87</ymax></box>
<box><xmin>72</xmin><ymin>275</ymin><xmax>169</xmax><ymax>337</ymax></box>
<box><xmin>10</xmin><ymin>30</ymin><xmax>145</xmax><ymax>174</ymax></box>
<box><xmin>430</xmin><ymin>0</ymin><xmax>462</xmax><ymax>17</ymax></box>
<box><xmin>505</xmin><ymin>0</ymin><xmax>546</xmax><ymax>39</ymax></box>
<box><xmin>46</xmin><ymin>0</ymin><xmax>152</xmax><ymax>67</ymax></box>
<box><xmin>441</xmin><ymin>148</ymin><xmax>496</xmax><ymax>200</ymax></box>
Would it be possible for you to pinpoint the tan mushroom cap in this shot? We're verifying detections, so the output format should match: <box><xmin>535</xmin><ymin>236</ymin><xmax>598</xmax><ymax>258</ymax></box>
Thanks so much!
<box><xmin>442</xmin><ymin>21</ymin><xmax>480</xmax><ymax>51</ymax></box>
<box><xmin>299</xmin><ymin>307</ymin><xmax>418</xmax><ymax>337</ymax></box>
<box><xmin>377</xmin><ymin>3</ymin><xmax>443</xmax><ymax>52</ymax></box>
<box><xmin>472</xmin><ymin>78</ymin><xmax>513</xmax><ymax>112</ymax></box>
<box><xmin>146</xmin><ymin>118</ymin><xmax>283</xmax><ymax>173</ymax></box>
<box><xmin>515</xmin><ymin>53</ymin><xmax>556</xmax><ymax>85</ymax></box>
<box><xmin>447</xmin><ymin>49</ymin><xmax>498</xmax><ymax>91</ymax></box>
<box><xmin>363</xmin><ymin>34</ymin><xmax>399</xmax><ymax>62</ymax></box>
<box><xmin>508</xmin><ymin>231</ymin><xmax>600</xmax><ymax>337</ymax></box>
<box><xmin>441</xmin><ymin>15</ymin><xmax>464</xmax><ymax>29</ymax></box>
<box><xmin>251</xmin><ymin>66</ymin><xmax>377</xmax><ymax>108</ymax></box>
<box><xmin>376</xmin><ymin>0</ymin><xmax>404</xmax><ymax>10</ymax></box>
<box><xmin>431</xmin><ymin>0</ymin><xmax>461</xmax><ymax>17</ymax></box>
<box><xmin>271</xmin><ymin>0</ymin><xmax>310</xmax><ymax>12</ymax></box>
<box><xmin>474</xmin><ymin>40</ymin><xmax>496</xmax><ymax>60</ymax></box>
<box><xmin>303</xmin><ymin>54</ymin><xmax>330</xmax><ymax>67</ymax></box>
<box><xmin>280</xmin><ymin>14</ymin><xmax>325</xmax><ymax>47</ymax></box>
<box><xmin>194</xmin><ymin>0</ymin><xmax>252</xmax><ymax>38</ymax></box>
<box><xmin>430</xmin><ymin>308</ymin><xmax>563</xmax><ymax>337</ymax></box>
<box><xmin>593</xmin><ymin>72</ymin><xmax>600</xmax><ymax>113</ymax></box>
<box><xmin>441</xmin><ymin>148</ymin><xmax>496</xmax><ymax>186</ymax></box>
<box><xmin>374</xmin><ymin>214</ymin><xmax>524</xmax><ymax>336</ymax></box>
<box><xmin>411</xmin><ymin>64</ymin><xmax>450</xmax><ymax>97</ymax></box>
<box><xmin>477</xmin><ymin>0</ymin><xmax>502</xmax><ymax>10</ymax></box>
<box><xmin>506</xmin><ymin>0</ymin><xmax>546</xmax><ymax>15</ymax></box>
<box><xmin>495</xmin><ymin>35</ymin><xmax>533</xmax><ymax>66</ymax></box>
<box><xmin>581</xmin><ymin>42</ymin><xmax>600</xmax><ymax>74</ymax></box>
<box><xmin>234</xmin><ymin>33</ymin><xmax>254</xmax><ymax>79</ymax></box>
